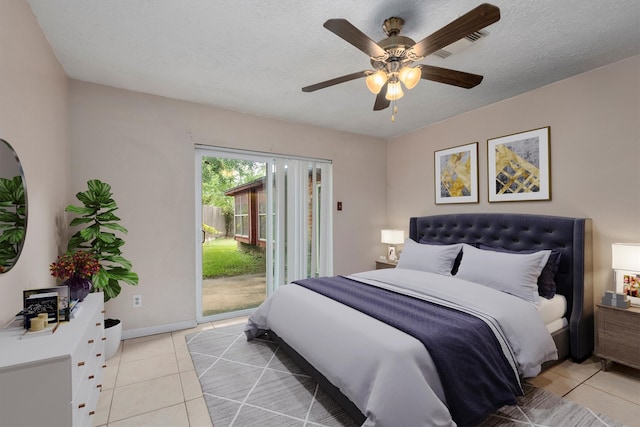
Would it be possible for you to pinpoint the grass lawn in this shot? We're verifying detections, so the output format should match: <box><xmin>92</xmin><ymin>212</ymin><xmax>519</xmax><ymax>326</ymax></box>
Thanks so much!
<box><xmin>202</xmin><ymin>238</ymin><xmax>265</xmax><ymax>278</ymax></box>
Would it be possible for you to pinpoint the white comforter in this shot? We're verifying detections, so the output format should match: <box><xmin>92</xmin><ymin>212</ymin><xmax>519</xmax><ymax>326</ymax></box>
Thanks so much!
<box><xmin>245</xmin><ymin>269</ymin><xmax>557</xmax><ymax>427</ymax></box>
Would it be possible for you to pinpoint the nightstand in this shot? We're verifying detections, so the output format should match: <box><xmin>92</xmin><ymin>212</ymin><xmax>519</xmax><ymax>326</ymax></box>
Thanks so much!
<box><xmin>594</xmin><ymin>303</ymin><xmax>640</xmax><ymax>370</ymax></box>
<box><xmin>375</xmin><ymin>259</ymin><xmax>397</xmax><ymax>269</ymax></box>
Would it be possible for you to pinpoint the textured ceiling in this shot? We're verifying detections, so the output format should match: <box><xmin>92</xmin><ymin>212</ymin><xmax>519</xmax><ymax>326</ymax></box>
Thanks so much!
<box><xmin>27</xmin><ymin>0</ymin><xmax>640</xmax><ymax>139</ymax></box>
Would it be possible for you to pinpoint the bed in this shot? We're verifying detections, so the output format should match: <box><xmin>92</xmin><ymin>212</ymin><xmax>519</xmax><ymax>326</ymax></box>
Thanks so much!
<box><xmin>245</xmin><ymin>213</ymin><xmax>594</xmax><ymax>426</ymax></box>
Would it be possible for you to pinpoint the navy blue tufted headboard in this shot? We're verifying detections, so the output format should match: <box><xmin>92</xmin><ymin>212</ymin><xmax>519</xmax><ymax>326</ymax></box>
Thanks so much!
<box><xmin>409</xmin><ymin>213</ymin><xmax>593</xmax><ymax>362</ymax></box>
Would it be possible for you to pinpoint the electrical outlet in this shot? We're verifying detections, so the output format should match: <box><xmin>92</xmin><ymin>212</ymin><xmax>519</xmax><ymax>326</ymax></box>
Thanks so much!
<box><xmin>133</xmin><ymin>294</ymin><xmax>142</xmax><ymax>308</ymax></box>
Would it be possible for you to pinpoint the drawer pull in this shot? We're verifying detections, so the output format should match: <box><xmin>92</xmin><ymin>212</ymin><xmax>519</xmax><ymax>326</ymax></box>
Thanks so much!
<box><xmin>102</xmin><ymin>310</ymin><xmax>106</xmax><ymax>313</ymax></box>
<box><xmin>101</xmin><ymin>337</ymin><xmax>107</xmax><ymax>341</ymax></box>
<box><xmin>78</xmin><ymin>403</ymin><xmax>86</xmax><ymax>409</ymax></box>
<box><xmin>77</xmin><ymin>361</ymin><xmax>85</xmax><ymax>367</ymax></box>
<box><xmin>88</xmin><ymin>375</ymin><xmax>95</xmax><ymax>380</ymax></box>
<box><xmin>102</xmin><ymin>364</ymin><xmax>107</xmax><ymax>368</ymax></box>
<box><xmin>97</xmin><ymin>384</ymin><xmax>102</xmax><ymax>389</ymax></box>
<box><xmin>96</xmin><ymin>353</ymin><xmax>102</xmax><ymax>357</ymax></box>
<box><xmin>88</xmin><ymin>339</ymin><xmax>95</xmax><ymax>344</ymax></box>
<box><xmin>96</xmin><ymin>322</ymin><xmax>102</xmax><ymax>326</ymax></box>
<box><xmin>89</xmin><ymin>411</ymin><xmax>95</xmax><ymax>416</ymax></box>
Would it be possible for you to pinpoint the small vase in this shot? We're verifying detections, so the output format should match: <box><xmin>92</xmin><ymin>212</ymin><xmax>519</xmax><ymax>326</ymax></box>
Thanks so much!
<box><xmin>63</xmin><ymin>277</ymin><xmax>92</xmax><ymax>301</ymax></box>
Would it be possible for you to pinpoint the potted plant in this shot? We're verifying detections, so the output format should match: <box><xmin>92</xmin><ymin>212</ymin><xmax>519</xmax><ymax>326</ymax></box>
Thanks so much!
<box><xmin>49</xmin><ymin>251</ymin><xmax>101</xmax><ymax>301</ymax></box>
<box><xmin>65</xmin><ymin>179</ymin><xmax>138</xmax><ymax>359</ymax></box>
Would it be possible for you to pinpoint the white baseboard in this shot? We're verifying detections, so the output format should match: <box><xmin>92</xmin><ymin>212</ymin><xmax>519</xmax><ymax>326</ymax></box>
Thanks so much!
<box><xmin>121</xmin><ymin>319</ymin><xmax>198</xmax><ymax>340</ymax></box>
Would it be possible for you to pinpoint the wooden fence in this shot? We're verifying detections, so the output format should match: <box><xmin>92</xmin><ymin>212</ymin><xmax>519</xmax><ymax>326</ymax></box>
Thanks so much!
<box><xmin>202</xmin><ymin>205</ymin><xmax>226</xmax><ymax>241</ymax></box>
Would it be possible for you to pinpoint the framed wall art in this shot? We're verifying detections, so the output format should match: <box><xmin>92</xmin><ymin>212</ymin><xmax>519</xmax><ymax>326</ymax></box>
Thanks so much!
<box><xmin>434</xmin><ymin>142</ymin><xmax>478</xmax><ymax>204</ymax></box>
<box><xmin>487</xmin><ymin>126</ymin><xmax>550</xmax><ymax>202</ymax></box>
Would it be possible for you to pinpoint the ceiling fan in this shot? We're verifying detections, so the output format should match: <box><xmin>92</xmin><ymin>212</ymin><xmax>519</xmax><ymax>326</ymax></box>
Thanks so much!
<box><xmin>302</xmin><ymin>3</ymin><xmax>500</xmax><ymax>120</ymax></box>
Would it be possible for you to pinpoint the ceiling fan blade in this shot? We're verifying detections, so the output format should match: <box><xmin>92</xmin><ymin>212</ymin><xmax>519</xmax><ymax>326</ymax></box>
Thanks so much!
<box><xmin>324</xmin><ymin>19</ymin><xmax>388</xmax><ymax>59</ymax></box>
<box><xmin>418</xmin><ymin>65</ymin><xmax>483</xmax><ymax>88</ymax></box>
<box><xmin>410</xmin><ymin>3</ymin><xmax>500</xmax><ymax>59</ymax></box>
<box><xmin>373</xmin><ymin>83</ymin><xmax>390</xmax><ymax>110</ymax></box>
<box><xmin>302</xmin><ymin>70</ymin><xmax>370</xmax><ymax>92</ymax></box>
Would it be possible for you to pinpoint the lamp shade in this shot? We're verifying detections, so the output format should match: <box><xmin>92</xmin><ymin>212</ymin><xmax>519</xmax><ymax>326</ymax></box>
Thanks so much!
<box><xmin>385</xmin><ymin>81</ymin><xmax>404</xmax><ymax>101</ymax></box>
<box><xmin>365</xmin><ymin>70</ymin><xmax>388</xmax><ymax>94</ymax></box>
<box><xmin>398</xmin><ymin>66</ymin><xmax>422</xmax><ymax>89</ymax></box>
<box><xmin>612</xmin><ymin>243</ymin><xmax>640</xmax><ymax>271</ymax></box>
<box><xmin>381</xmin><ymin>229</ymin><xmax>405</xmax><ymax>245</ymax></box>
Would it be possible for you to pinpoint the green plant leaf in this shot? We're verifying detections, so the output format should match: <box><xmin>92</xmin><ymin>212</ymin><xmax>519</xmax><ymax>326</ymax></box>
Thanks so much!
<box><xmin>101</xmin><ymin>222</ymin><xmax>128</xmax><ymax>234</ymax></box>
<box><xmin>102</xmin><ymin>279</ymin><xmax>121</xmax><ymax>302</ymax></box>
<box><xmin>106</xmin><ymin>268</ymin><xmax>139</xmax><ymax>285</ymax></box>
<box><xmin>96</xmin><ymin>211</ymin><xmax>121</xmax><ymax>222</ymax></box>
<box><xmin>75</xmin><ymin>190</ymin><xmax>96</xmax><ymax>206</ymax></box>
<box><xmin>4</xmin><ymin>228</ymin><xmax>25</xmax><ymax>244</ymax></box>
<box><xmin>65</xmin><ymin>205</ymin><xmax>96</xmax><ymax>216</ymax></box>
<box><xmin>80</xmin><ymin>226</ymin><xmax>100</xmax><ymax>241</ymax></box>
<box><xmin>88</xmin><ymin>179</ymin><xmax>110</xmax><ymax>194</ymax></box>
<box><xmin>0</xmin><ymin>212</ymin><xmax>17</xmax><ymax>222</ymax></box>
<box><xmin>69</xmin><ymin>217</ymin><xmax>94</xmax><ymax>226</ymax></box>
<box><xmin>102</xmin><ymin>254</ymin><xmax>133</xmax><ymax>269</ymax></box>
<box><xmin>97</xmin><ymin>232</ymin><xmax>116</xmax><ymax>244</ymax></box>
<box><xmin>92</xmin><ymin>268</ymin><xmax>109</xmax><ymax>287</ymax></box>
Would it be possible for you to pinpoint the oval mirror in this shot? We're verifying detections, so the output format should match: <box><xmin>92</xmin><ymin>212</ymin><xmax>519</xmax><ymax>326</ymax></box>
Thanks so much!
<box><xmin>0</xmin><ymin>139</ymin><xmax>28</xmax><ymax>273</ymax></box>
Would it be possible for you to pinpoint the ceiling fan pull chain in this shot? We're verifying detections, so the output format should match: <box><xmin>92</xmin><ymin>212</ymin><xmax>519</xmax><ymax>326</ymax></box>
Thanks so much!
<box><xmin>391</xmin><ymin>103</ymin><xmax>398</xmax><ymax>122</ymax></box>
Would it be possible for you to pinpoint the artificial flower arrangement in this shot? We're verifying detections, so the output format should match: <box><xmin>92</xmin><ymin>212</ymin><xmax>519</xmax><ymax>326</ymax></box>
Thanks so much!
<box><xmin>50</xmin><ymin>251</ymin><xmax>101</xmax><ymax>281</ymax></box>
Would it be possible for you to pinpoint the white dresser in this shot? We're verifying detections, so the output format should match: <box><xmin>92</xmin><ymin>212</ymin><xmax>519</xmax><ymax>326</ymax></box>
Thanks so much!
<box><xmin>0</xmin><ymin>292</ymin><xmax>105</xmax><ymax>427</ymax></box>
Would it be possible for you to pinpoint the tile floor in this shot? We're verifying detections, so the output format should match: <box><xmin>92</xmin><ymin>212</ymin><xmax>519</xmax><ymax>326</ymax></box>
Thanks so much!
<box><xmin>94</xmin><ymin>317</ymin><xmax>640</xmax><ymax>427</ymax></box>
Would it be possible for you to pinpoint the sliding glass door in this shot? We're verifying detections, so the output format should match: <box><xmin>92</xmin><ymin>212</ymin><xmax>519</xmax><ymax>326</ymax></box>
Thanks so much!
<box><xmin>195</xmin><ymin>146</ymin><xmax>332</xmax><ymax>322</ymax></box>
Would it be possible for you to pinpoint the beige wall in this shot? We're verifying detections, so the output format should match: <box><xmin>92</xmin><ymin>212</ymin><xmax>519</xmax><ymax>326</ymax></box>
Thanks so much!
<box><xmin>387</xmin><ymin>55</ymin><xmax>640</xmax><ymax>304</ymax></box>
<box><xmin>68</xmin><ymin>81</ymin><xmax>387</xmax><ymax>334</ymax></box>
<box><xmin>0</xmin><ymin>1</ymin><xmax>70</xmax><ymax>324</ymax></box>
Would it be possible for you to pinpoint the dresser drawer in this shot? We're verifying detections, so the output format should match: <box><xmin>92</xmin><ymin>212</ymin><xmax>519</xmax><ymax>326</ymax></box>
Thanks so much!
<box><xmin>71</xmin><ymin>362</ymin><xmax>103</xmax><ymax>427</ymax></box>
<box><xmin>71</xmin><ymin>309</ymin><xmax>105</xmax><ymax>394</ymax></box>
<box><xmin>595</xmin><ymin>304</ymin><xmax>640</xmax><ymax>370</ymax></box>
<box><xmin>602</xmin><ymin>307</ymin><xmax>637</xmax><ymax>329</ymax></box>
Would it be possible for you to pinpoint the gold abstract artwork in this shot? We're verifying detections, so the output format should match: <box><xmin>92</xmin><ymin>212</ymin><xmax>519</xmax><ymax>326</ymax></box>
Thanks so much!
<box><xmin>440</xmin><ymin>151</ymin><xmax>471</xmax><ymax>197</ymax></box>
<box><xmin>494</xmin><ymin>144</ymin><xmax>540</xmax><ymax>194</ymax></box>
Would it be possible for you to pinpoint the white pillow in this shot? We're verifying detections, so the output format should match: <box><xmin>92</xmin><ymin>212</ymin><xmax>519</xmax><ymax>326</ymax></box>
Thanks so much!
<box><xmin>396</xmin><ymin>239</ymin><xmax>462</xmax><ymax>276</ymax></box>
<box><xmin>456</xmin><ymin>244</ymin><xmax>551</xmax><ymax>304</ymax></box>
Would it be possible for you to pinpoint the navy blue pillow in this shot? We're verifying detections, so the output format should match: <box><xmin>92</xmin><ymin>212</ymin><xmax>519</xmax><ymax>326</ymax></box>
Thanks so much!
<box><xmin>476</xmin><ymin>244</ymin><xmax>561</xmax><ymax>299</ymax></box>
<box><xmin>419</xmin><ymin>239</ymin><xmax>464</xmax><ymax>275</ymax></box>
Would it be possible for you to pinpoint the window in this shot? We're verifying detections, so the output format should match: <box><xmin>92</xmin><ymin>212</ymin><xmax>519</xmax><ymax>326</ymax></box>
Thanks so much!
<box><xmin>258</xmin><ymin>188</ymin><xmax>266</xmax><ymax>241</ymax></box>
<box><xmin>234</xmin><ymin>193</ymin><xmax>249</xmax><ymax>237</ymax></box>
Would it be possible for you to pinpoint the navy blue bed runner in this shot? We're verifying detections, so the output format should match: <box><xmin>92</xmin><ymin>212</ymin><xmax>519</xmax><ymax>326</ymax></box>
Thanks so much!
<box><xmin>293</xmin><ymin>276</ymin><xmax>522</xmax><ymax>427</ymax></box>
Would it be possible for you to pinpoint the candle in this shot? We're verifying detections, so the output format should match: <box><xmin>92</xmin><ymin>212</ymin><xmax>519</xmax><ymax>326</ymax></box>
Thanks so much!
<box><xmin>30</xmin><ymin>317</ymin><xmax>44</xmax><ymax>332</ymax></box>
<box><xmin>38</xmin><ymin>313</ymin><xmax>48</xmax><ymax>327</ymax></box>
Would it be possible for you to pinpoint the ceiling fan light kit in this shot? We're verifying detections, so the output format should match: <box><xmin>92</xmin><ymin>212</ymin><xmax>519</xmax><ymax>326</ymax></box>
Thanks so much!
<box><xmin>302</xmin><ymin>3</ymin><xmax>501</xmax><ymax>122</ymax></box>
<box><xmin>385</xmin><ymin>79</ymin><xmax>404</xmax><ymax>101</ymax></box>
<box><xmin>365</xmin><ymin>70</ymin><xmax>387</xmax><ymax>94</ymax></box>
<box><xmin>399</xmin><ymin>66</ymin><xmax>422</xmax><ymax>89</ymax></box>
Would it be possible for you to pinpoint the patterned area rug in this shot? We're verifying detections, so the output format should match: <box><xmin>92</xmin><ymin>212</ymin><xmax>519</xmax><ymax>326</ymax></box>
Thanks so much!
<box><xmin>186</xmin><ymin>324</ymin><xmax>624</xmax><ymax>427</ymax></box>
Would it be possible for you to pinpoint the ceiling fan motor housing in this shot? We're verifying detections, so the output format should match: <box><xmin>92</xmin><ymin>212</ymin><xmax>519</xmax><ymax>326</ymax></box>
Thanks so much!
<box><xmin>371</xmin><ymin>35</ymin><xmax>417</xmax><ymax>71</ymax></box>
<box><xmin>371</xmin><ymin>17</ymin><xmax>419</xmax><ymax>71</ymax></box>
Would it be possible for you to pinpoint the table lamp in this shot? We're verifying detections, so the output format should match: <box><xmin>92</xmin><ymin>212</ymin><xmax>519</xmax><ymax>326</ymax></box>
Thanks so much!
<box><xmin>381</xmin><ymin>229</ymin><xmax>405</xmax><ymax>262</ymax></box>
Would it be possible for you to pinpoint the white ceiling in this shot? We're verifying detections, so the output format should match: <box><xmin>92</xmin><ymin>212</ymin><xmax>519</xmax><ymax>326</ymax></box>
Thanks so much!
<box><xmin>27</xmin><ymin>0</ymin><xmax>640</xmax><ymax>139</ymax></box>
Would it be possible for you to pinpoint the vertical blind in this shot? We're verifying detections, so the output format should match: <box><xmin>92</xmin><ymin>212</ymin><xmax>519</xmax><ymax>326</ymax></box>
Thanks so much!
<box><xmin>270</xmin><ymin>158</ymin><xmax>333</xmax><ymax>292</ymax></box>
<box><xmin>196</xmin><ymin>145</ymin><xmax>332</xmax><ymax>297</ymax></box>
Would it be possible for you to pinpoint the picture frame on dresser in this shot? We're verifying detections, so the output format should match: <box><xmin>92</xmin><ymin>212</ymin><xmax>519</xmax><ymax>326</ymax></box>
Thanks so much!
<box><xmin>23</xmin><ymin>286</ymin><xmax>71</xmax><ymax>322</ymax></box>
<box><xmin>487</xmin><ymin>126</ymin><xmax>550</xmax><ymax>202</ymax></box>
<box><xmin>434</xmin><ymin>142</ymin><xmax>478</xmax><ymax>204</ymax></box>
<box><xmin>616</xmin><ymin>270</ymin><xmax>640</xmax><ymax>306</ymax></box>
